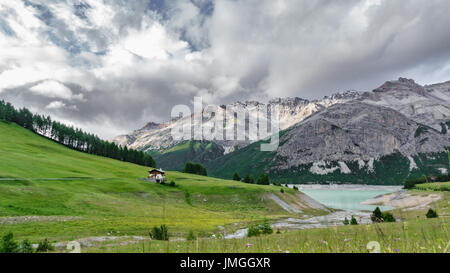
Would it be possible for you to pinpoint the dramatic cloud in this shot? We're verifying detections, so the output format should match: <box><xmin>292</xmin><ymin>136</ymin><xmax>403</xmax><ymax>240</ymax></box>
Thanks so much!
<box><xmin>1</xmin><ymin>0</ymin><xmax>450</xmax><ymax>138</ymax></box>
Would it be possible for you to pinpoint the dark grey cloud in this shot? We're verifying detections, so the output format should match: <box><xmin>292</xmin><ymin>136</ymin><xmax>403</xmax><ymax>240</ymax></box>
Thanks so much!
<box><xmin>1</xmin><ymin>0</ymin><xmax>450</xmax><ymax>139</ymax></box>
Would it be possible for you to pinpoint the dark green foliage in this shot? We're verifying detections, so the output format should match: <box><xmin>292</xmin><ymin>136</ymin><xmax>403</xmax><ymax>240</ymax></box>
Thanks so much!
<box><xmin>350</xmin><ymin>216</ymin><xmax>358</xmax><ymax>225</ymax></box>
<box><xmin>242</xmin><ymin>174</ymin><xmax>254</xmax><ymax>184</ymax></box>
<box><xmin>343</xmin><ymin>218</ymin><xmax>350</xmax><ymax>225</ymax></box>
<box><xmin>256</xmin><ymin>173</ymin><xmax>270</xmax><ymax>185</ymax></box>
<box><xmin>168</xmin><ymin>181</ymin><xmax>177</xmax><ymax>187</ymax></box>
<box><xmin>280</xmin><ymin>188</ymin><xmax>284</xmax><ymax>193</ymax></box>
<box><xmin>371</xmin><ymin>207</ymin><xmax>383</xmax><ymax>222</ymax></box>
<box><xmin>185</xmin><ymin>230</ymin><xmax>196</xmax><ymax>241</ymax></box>
<box><xmin>371</xmin><ymin>207</ymin><xmax>396</xmax><ymax>223</ymax></box>
<box><xmin>149</xmin><ymin>225</ymin><xmax>169</xmax><ymax>241</ymax></box>
<box><xmin>293</xmin><ymin>186</ymin><xmax>299</xmax><ymax>191</ymax></box>
<box><xmin>0</xmin><ymin>100</ymin><xmax>155</xmax><ymax>168</ymax></box>
<box><xmin>36</xmin><ymin>239</ymin><xmax>54</xmax><ymax>252</ymax></box>
<box><xmin>382</xmin><ymin>212</ymin><xmax>396</xmax><ymax>222</ymax></box>
<box><xmin>426</xmin><ymin>209</ymin><xmax>438</xmax><ymax>218</ymax></box>
<box><xmin>0</xmin><ymin>232</ymin><xmax>19</xmax><ymax>253</ymax></box>
<box><xmin>19</xmin><ymin>239</ymin><xmax>34</xmax><ymax>253</ymax></box>
<box><xmin>183</xmin><ymin>162</ymin><xmax>208</xmax><ymax>176</ymax></box>
<box><xmin>150</xmin><ymin>141</ymin><xmax>224</xmax><ymax>171</ymax></box>
<box><xmin>232</xmin><ymin>172</ymin><xmax>241</xmax><ymax>181</ymax></box>
<box><xmin>247</xmin><ymin>219</ymin><xmax>273</xmax><ymax>237</ymax></box>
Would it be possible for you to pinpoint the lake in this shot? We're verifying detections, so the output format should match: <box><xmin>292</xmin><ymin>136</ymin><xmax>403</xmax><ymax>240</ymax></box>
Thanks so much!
<box><xmin>291</xmin><ymin>184</ymin><xmax>402</xmax><ymax>212</ymax></box>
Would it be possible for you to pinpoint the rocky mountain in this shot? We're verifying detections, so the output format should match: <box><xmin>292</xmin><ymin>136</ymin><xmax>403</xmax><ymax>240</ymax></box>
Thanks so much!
<box><xmin>113</xmin><ymin>78</ymin><xmax>450</xmax><ymax>183</ymax></box>
<box><xmin>112</xmin><ymin>90</ymin><xmax>362</xmax><ymax>153</ymax></box>
<box><xmin>206</xmin><ymin>102</ymin><xmax>450</xmax><ymax>184</ymax></box>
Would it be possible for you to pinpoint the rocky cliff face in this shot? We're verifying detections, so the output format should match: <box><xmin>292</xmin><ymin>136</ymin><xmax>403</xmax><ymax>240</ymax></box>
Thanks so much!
<box><xmin>113</xmin><ymin>78</ymin><xmax>450</xmax><ymax>184</ymax></box>
<box><xmin>273</xmin><ymin>102</ymin><xmax>450</xmax><ymax>171</ymax></box>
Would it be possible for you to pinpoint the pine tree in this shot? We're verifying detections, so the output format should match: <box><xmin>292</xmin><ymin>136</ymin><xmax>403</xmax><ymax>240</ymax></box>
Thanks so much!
<box><xmin>0</xmin><ymin>232</ymin><xmax>19</xmax><ymax>253</ymax></box>
<box><xmin>232</xmin><ymin>172</ymin><xmax>241</xmax><ymax>181</ymax></box>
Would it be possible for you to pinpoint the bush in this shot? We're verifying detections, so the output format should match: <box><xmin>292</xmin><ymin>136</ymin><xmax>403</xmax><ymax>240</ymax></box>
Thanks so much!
<box><xmin>0</xmin><ymin>232</ymin><xmax>19</xmax><ymax>253</ymax></box>
<box><xmin>426</xmin><ymin>209</ymin><xmax>438</xmax><ymax>218</ymax></box>
<box><xmin>19</xmin><ymin>239</ymin><xmax>34</xmax><ymax>253</ymax></box>
<box><xmin>149</xmin><ymin>225</ymin><xmax>169</xmax><ymax>241</ymax></box>
<box><xmin>168</xmin><ymin>180</ymin><xmax>177</xmax><ymax>187</ymax></box>
<box><xmin>242</xmin><ymin>174</ymin><xmax>254</xmax><ymax>184</ymax></box>
<box><xmin>293</xmin><ymin>186</ymin><xmax>299</xmax><ymax>191</ymax></box>
<box><xmin>185</xmin><ymin>230</ymin><xmax>196</xmax><ymax>241</ymax></box>
<box><xmin>183</xmin><ymin>162</ymin><xmax>207</xmax><ymax>176</ymax></box>
<box><xmin>232</xmin><ymin>172</ymin><xmax>241</xmax><ymax>181</ymax></box>
<box><xmin>36</xmin><ymin>239</ymin><xmax>54</xmax><ymax>252</ymax></box>
<box><xmin>350</xmin><ymin>216</ymin><xmax>358</xmax><ymax>225</ymax></box>
<box><xmin>280</xmin><ymin>188</ymin><xmax>284</xmax><ymax>193</ymax></box>
<box><xmin>247</xmin><ymin>219</ymin><xmax>273</xmax><ymax>237</ymax></box>
<box><xmin>343</xmin><ymin>218</ymin><xmax>349</xmax><ymax>225</ymax></box>
<box><xmin>371</xmin><ymin>207</ymin><xmax>396</xmax><ymax>223</ymax></box>
<box><xmin>371</xmin><ymin>207</ymin><xmax>383</xmax><ymax>223</ymax></box>
<box><xmin>382</xmin><ymin>212</ymin><xmax>396</xmax><ymax>222</ymax></box>
<box><xmin>256</xmin><ymin>173</ymin><xmax>270</xmax><ymax>185</ymax></box>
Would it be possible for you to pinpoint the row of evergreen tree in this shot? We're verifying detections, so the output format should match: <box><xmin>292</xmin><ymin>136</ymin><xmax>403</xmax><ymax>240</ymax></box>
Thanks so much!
<box><xmin>0</xmin><ymin>100</ymin><xmax>155</xmax><ymax>167</ymax></box>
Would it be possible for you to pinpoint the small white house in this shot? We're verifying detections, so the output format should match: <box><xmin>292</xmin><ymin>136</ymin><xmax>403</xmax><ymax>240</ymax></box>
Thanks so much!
<box><xmin>148</xmin><ymin>168</ymin><xmax>167</xmax><ymax>183</ymax></box>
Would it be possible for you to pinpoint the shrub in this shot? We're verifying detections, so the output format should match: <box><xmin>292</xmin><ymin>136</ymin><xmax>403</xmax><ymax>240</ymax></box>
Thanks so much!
<box><xmin>168</xmin><ymin>180</ymin><xmax>177</xmax><ymax>187</ymax></box>
<box><xmin>280</xmin><ymin>188</ymin><xmax>285</xmax><ymax>193</ymax></box>
<box><xmin>426</xmin><ymin>209</ymin><xmax>438</xmax><ymax>218</ymax></box>
<box><xmin>293</xmin><ymin>186</ymin><xmax>299</xmax><ymax>191</ymax></box>
<box><xmin>243</xmin><ymin>174</ymin><xmax>254</xmax><ymax>184</ymax></box>
<box><xmin>19</xmin><ymin>239</ymin><xmax>34</xmax><ymax>253</ymax></box>
<box><xmin>0</xmin><ymin>232</ymin><xmax>19</xmax><ymax>253</ymax></box>
<box><xmin>382</xmin><ymin>212</ymin><xmax>396</xmax><ymax>222</ymax></box>
<box><xmin>256</xmin><ymin>173</ymin><xmax>270</xmax><ymax>185</ymax></box>
<box><xmin>36</xmin><ymin>239</ymin><xmax>54</xmax><ymax>252</ymax></box>
<box><xmin>350</xmin><ymin>216</ymin><xmax>358</xmax><ymax>225</ymax></box>
<box><xmin>232</xmin><ymin>172</ymin><xmax>241</xmax><ymax>181</ymax></box>
<box><xmin>149</xmin><ymin>225</ymin><xmax>169</xmax><ymax>241</ymax></box>
<box><xmin>247</xmin><ymin>219</ymin><xmax>273</xmax><ymax>237</ymax></box>
<box><xmin>183</xmin><ymin>162</ymin><xmax>207</xmax><ymax>176</ymax></box>
<box><xmin>247</xmin><ymin>225</ymin><xmax>261</xmax><ymax>237</ymax></box>
<box><xmin>343</xmin><ymin>218</ymin><xmax>350</xmax><ymax>225</ymax></box>
<box><xmin>371</xmin><ymin>207</ymin><xmax>383</xmax><ymax>223</ymax></box>
<box><xmin>371</xmin><ymin>207</ymin><xmax>396</xmax><ymax>222</ymax></box>
<box><xmin>185</xmin><ymin>230</ymin><xmax>197</xmax><ymax>241</ymax></box>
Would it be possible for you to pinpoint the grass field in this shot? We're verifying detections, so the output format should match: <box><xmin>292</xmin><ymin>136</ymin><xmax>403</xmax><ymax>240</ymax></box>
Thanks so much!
<box><xmin>415</xmin><ymin>182</ymin><xmax>450</xmax><ymax>192</ymax></box>
<box><xmin>1</xmin><ymin>120</ymin><xmax>449</xmax><ymax>253</ymax></box>
<box><xmin>0</xmin><ymin>121</ymin><xmax>322</xmax><ymax>243</ymax></box>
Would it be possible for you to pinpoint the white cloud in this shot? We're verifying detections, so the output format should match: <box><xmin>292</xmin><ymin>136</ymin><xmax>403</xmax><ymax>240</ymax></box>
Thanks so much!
<box><xmin>1</xmin><ymin>0</ymin><xmax>450</xmax><ymax>139</ymax></box>
<box><xmin>30</xmin><ymin>80</ymin><xmax>84</xmax><ymax>101</ymax></box>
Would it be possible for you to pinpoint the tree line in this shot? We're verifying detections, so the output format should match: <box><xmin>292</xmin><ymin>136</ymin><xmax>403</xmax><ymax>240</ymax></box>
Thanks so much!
<box><xmin>0</xmin><ymin>100</ymin><xmax>155</xmax><ymax>167</ymax></box>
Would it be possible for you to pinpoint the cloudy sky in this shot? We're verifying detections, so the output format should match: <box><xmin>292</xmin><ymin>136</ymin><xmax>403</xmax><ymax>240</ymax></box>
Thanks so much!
<box><xmin>1</xmin><ymin>0</ymin><xmax>450</xmax><ymax>139</ymax></box>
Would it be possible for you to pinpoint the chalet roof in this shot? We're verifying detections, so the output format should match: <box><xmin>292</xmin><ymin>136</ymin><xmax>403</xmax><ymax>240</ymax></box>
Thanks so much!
<box><xmin>149</xmin><ymin>168</ymin><xmax>165</xmax><ymax>174</ymax></box>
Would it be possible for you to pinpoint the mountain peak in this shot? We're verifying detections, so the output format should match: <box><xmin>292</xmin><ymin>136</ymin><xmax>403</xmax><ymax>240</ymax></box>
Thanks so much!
<box><xmin>373</xmin><ymin>77</ymin><xmax>425</xmax><ymax>95</ymax></box>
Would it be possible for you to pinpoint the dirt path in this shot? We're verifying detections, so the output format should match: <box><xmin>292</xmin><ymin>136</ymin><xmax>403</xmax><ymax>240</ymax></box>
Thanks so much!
<box><xmin>0</xmin><ymin>216</ymin><xmax>82</xmax><ymax>225</ymax></box>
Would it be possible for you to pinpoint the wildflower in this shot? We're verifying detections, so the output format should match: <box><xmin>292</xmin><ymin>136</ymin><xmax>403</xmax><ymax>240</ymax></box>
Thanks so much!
<box><xmin>394</xmin><ymin>249</ymin><xmax>399</xmax><ymax>253</ymax></box>
<box><xmin>246</xmin><ymin>243</ymin><xmax>253</xmax><ymax>248</ymax></box>
<box><xmin>285</xmin><ymin>250</ymin><xmax>290</xmax><ymax>253</ymax></box>
<box><xmin>344</xmin><ymin>239</ymin><xmax>350</xmax><ymax>243</ymax></box>
<box><xmin>403</xmin><ymin>222</ymin><xmax>408</xmax><ymax>230</ymax></box>
<box><xmin>320</xmin><ymin>240</ymin><xmax>328</xmax><ymax>246</ymax></box>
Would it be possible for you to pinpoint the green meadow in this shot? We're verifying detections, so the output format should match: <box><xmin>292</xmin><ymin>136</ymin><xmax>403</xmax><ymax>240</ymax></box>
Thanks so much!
<box><xmin>1</xmin><ymin>120</ymin><xmax>449</xmax><ymax>253</ymax></box>
<box><xmin>0</xmin><ymin>121</ymin><xmax>321</xmax><ymax>242</ymax></box>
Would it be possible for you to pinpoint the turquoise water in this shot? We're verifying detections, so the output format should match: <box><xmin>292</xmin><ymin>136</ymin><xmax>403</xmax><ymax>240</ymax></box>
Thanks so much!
<box><xmin>301</xmin><ymin>189</ymin><xmax>395</xmax><ymax>211</ymax></box>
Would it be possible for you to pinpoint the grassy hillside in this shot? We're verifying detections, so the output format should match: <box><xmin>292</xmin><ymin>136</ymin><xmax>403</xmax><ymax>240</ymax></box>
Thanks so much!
<box><xmin>149</xmin><ymin>140</ymin><xmax>224</xmax><ymax>171</ymax></box>
<box><xmin>0</xmin><ymin>121</ymin><xmax>323</xmax><ymax>242</ymax></box>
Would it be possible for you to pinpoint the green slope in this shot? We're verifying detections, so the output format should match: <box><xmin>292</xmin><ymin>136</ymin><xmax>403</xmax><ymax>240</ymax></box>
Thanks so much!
<box><xmin>0</xmin><ymin>121</ymin><xmax>323</xmax><ymax>241</ymax></box>
<box><xmin>149</xmin><ymin>140</ymin><xmax>224</xmax><ymax>171</ymax></box>
<box><xmin>205</xmin><ymin>137</ymin><xmax>449</xmax><ymax>185</ymax></box>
